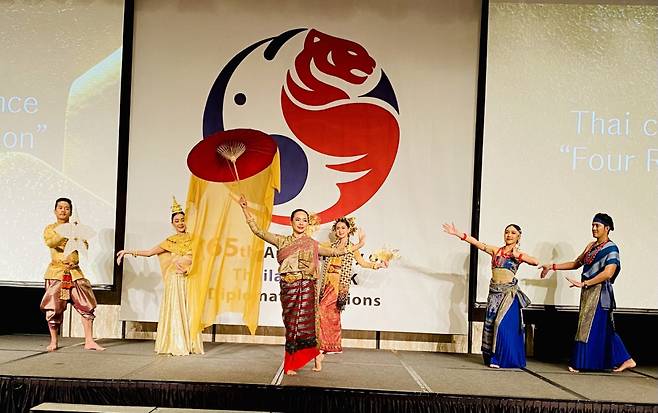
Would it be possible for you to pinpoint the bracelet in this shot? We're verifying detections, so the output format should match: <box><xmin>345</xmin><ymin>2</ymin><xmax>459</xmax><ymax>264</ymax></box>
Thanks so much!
<box><xmin>583</xmin><ymin>281</ymin><xmax>589</xmax><ymax>289</ymax></box>
<box><xmin>551</xmin><ymin>263</ymin><xmax>556</xmax><ymax>271</ymax></box>
<box><xmin>460</xmin><ymin>233</ymin><xmax>467</xmax><ymax>241</ymax></box>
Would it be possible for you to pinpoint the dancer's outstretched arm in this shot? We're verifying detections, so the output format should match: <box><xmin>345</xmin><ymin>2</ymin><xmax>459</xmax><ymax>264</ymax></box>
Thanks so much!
<box><xmin>564</xmin><ymin>261</ymin><xmax>617</xmax><ymax>288</ymax></box>
<box><xmin>354</xmin><ymin>250</ymin><xmax>385</xmax><ymax>269</ymax></box>
<box><xmin>318</xmin><ymin>229</ymin><xmax>366</xmax><ymax>257</ymax></box>
<box><xmin>442</xmin><ymin>222</ymin><xmax>497</xmax><ymax>256</ymax></box>
<box><xmin>117</xmin><ymin>245</ymin><xmax>166</xmax><ymax>265</ymax></box>
<box><xmin>539</xmin><ymin>242</ymin><xmax>592</xmax><ymax>278</ymax></box>
<box><xmin>510</xmin><ymin>245</ymin><xmax>540</xmax><ymax>266</ymax></box>
<box><xmin>238</xmin><ymin>194</ymin><xmax>282</xmax><ymax>247</ymax></box>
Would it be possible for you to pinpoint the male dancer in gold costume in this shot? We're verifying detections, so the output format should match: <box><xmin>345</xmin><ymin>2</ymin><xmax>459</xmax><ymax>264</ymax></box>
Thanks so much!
<box><xmin>39</xmin><ymin>197</ymin><xmax>104</xmax><ymax>351</ymax></box>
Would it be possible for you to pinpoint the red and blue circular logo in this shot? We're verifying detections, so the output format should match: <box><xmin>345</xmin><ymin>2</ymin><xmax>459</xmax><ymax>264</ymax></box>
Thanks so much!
<box><xmin>195</xmin><ymin>28</ymin><xmax>400</xmax><ymax>225</ymax></box>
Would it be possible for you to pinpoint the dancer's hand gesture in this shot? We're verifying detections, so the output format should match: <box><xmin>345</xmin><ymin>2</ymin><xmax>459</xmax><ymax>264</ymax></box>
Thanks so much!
<box><xmin>565</xmin><ymin>276</ymin><xmax>583</xmax><ymax>288</ymax></box>
<box><xmin>175</xmin><ymin>256</ymin><xmax>192</xmax><ymax>275</ymax></box>
<box><xmin>442</xmin><ymin>222</ymin><xmax>460</xmax><ymax>237</ymax></box>
<box><xmin>116</xmin><ymin>250</ymin><xmax>127</xmax><ymax>265</ymax></box>
<box><xmin>238</xmin><ymin>194</ymin><xmax>248</xmax><ymax>209</ymax></box>
<box><xmin>357</xmin><ymin>228</ymin><xmax>366</xmax><ymax>244</ymax></box>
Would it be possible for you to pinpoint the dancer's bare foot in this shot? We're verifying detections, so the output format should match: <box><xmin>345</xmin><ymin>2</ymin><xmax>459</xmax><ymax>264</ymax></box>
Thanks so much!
<box><xmin>489</xmin><ymin>364</ymin><xmax>500</xmax><ymax>369</ymax></box>
<box><xmin>84</xmin><ymin>341</ymin><xmax>105</xmax><ymax>351</ymax></box>
<box><xmin>81</xmin><ymin>319</ymin><xmax>104</xmax><ymax>351</ymax></box>
<box><xmin>613</xmin><ymin>358</ymin><xmax>636</xmax><ymax>372</ymax></box>
<box><xmin>568</xmin><ymin>366</ymin><xmax>579</xmax><ymax>373</ymax></box>
<box><xmin>285</xmin><ymin>370</ymin><xmax>297</xmax><ymax>376</ymax></box>
<box><xmin>313</xmin><ymin>353</ymin><xmax>325</xmax><ymax>372</ymax></box>
<box><xmin>47</xmin><ymin>326</ymin><xmax>58</xmax><ymax>352</ymax></box>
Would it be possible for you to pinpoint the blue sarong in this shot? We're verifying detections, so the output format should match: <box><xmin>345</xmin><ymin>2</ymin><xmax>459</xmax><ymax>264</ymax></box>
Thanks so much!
<box><xmin>571</xmin><ymin>241</ymin><xmax>631</xmax><ymax>370</ymax></box>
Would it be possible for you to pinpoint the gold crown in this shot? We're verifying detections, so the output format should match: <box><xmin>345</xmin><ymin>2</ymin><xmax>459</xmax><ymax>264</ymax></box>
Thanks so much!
<box><xmin>171</xmin><ymin>196</ymin><xmax>183</xmax><ymax>215</ymax></box>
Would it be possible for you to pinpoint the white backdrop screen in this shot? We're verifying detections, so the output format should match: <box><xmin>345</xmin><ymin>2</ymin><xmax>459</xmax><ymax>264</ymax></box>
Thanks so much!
<box><xmin>1</xmin><ymin>1</ymin><xmax>125</xmax><ymax>287</ymax></box>
<box><xmin>120</xmin><ymin>0</ymin><xmax>482</xmax><ymax>334</ymax></box>
<box><xmin>480</xmin><ymin>1</ymin><xmax>657</xmax><ymax>310</ymax></box>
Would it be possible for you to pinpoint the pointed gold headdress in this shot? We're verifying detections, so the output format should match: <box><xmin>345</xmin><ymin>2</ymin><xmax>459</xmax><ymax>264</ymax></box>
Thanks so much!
<box><xmin>171</xmin><ymin>196</ymin><xmax>183</xmax><ymax>215</ymax></box>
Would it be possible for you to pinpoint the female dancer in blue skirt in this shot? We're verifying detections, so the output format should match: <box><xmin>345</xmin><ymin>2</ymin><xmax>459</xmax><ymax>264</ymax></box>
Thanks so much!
<box><xmin>444</xmin><ymin>222</ymin><xmax>539</xmax><ymax>368</ymax></box>
<box><xmin>540</xmin><ymin>213</ymin><xmax>636</xmax><ymax>372</ymax></box>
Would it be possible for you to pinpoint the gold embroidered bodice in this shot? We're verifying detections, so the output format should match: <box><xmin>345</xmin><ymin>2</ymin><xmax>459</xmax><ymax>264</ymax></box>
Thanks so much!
<box><xmin>159</xmin><ymin>232</ymin><xmax>193</xmax><ymax>256</ymax></box>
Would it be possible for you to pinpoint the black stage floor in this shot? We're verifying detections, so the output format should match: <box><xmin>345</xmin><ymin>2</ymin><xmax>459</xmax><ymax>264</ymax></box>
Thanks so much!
<box><xmin>1</xmin><ymin>335</ymin><xmax>656</xmax><ymax>413</ymax></box>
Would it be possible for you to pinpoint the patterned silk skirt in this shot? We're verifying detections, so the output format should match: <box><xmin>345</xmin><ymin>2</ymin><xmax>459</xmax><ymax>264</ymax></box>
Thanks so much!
<box><xmin>280</xmin><ymin>278</ymin><xmax>320</xmax><ymax>372</ymax></box>
<box><xmin>318</xmin><ymin>272</ymin><xmax>343</xmax><ymax>353</ymax></box>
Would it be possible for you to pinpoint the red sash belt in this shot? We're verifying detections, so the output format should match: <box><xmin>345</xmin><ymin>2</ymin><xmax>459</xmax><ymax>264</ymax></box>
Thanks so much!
<box><xmin>60</xmin><ymin>270</ymin><xmax>73</xmax><ymax>300</ymax></box>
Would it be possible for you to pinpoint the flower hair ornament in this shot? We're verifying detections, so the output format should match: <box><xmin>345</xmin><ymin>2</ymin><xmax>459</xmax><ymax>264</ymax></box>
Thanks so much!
<box><xmin>332</xmin><ymin>216</ymin><xmax>357</xmax><ymax>236</ymax></box>
<box><xmin>304</xmin><ymin>212</ymin><xmax>322</xmax><ymax>236</ymax></box>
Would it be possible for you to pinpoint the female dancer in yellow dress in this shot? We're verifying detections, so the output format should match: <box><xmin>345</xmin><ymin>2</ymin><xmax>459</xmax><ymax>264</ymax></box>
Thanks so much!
<box><xmin>316</xmin><ymin>217</ymin><xmax>384</xmax><ymax>368</ymax></box>
<box><xmin>238</xmin><ymin>195</ymin><xmax>364</xmax><ymax>375</ymax></box>
<box><xmin>117</xmin><ymin>197</ymin><xmax>203</xmax><ymax>355</ymax></box>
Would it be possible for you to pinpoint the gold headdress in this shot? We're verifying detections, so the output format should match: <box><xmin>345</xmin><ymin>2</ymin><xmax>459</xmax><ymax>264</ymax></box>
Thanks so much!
<box><xmin>332</xmin><ymin>216</ymin><xmax>357</xmax><ymax>236</ymax></box>
<box><xmin>171</xmin><ymin>196</ymin><xmax>183</xmax><ymax>215</ymax></box>
<box><xmin>304</xmin><ymin>212</ymin><xmax>322</xmax><ymax>236</ymax></box>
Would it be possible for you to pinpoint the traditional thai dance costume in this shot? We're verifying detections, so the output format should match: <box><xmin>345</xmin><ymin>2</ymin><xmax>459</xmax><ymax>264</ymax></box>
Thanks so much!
<box><xmin>482</xmin><ymin>248</ymin><xmax>530</xmax><ymax>368</ymax></box>
<box><xmin>570</xmin><ymin>241</ymin><xmax>632</xmax><ymax>371</ymax></box>
<box><xmin>247</xmin><ymin>218</ymin><xmax>322</xmax><ymax>372</ymax></box>
<box><xmin>40</xmin><ymin>223</ymin><xmax>97</xmax><ymax>327</ymax></box>
<box><xmin>154</xmin><ymin>232</ymin><xmax>204</xmax><ymax>356</ymax></box>
<box><xmin>317</xmin><ymin>241</ymin><xmax>376</xmax><ymax>354</ymax></box>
